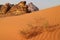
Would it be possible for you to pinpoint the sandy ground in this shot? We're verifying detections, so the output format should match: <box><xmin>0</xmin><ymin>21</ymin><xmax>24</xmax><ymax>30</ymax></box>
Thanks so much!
<box><xmin>0</xmin><ymin>6</ymin><xmax>60</xmax><ymax>40</ymax></box>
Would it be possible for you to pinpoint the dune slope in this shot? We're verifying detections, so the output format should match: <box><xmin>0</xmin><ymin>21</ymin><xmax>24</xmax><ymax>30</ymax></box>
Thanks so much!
<box><xmin>0</xmin><ymin>6</ymin><xmax>60</xmax><ymax>40</ymax></box>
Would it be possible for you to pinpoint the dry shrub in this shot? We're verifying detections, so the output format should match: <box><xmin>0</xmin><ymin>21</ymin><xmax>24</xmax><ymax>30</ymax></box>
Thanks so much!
<box><xmin>19</xmin><ymin>17</ymin><xmax>60</xmax><ymax>39</ymax></box>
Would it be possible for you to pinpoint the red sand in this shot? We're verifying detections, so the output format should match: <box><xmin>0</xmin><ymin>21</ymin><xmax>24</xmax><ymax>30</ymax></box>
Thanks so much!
<box><xmin>0</xmin><ymin>6</ymin><xmax>60</xmax><ymax>40</ymax></box>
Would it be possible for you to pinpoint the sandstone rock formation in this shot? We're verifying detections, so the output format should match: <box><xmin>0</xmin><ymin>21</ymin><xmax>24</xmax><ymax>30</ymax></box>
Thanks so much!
<box><xmin>6</xmin><ymin>1</ymin><xmax>28</xmax><ymax>16</ymax></box>
<box><xmin>0</xmin><ymin>5</ymin><xmax>3</xmax><ymax>15</ymax></box>
<box><xmin>28</xmin><ymin>2</ymin><xmax>39</xmax><ymax>12</ymax></box>
<box><xmin>0</xmin><ymin>5</ymin><xmax>3</xmax><ymax>9</ymax></box>
<box><xmin>0</xmin><ymin>1</ymin><xmax>39</xmax><ymax>17</ymax></box>
<box><xmin>0</xmin><ymin>3</ymin><xmax>11</xmax><ymax>15</ymax></box>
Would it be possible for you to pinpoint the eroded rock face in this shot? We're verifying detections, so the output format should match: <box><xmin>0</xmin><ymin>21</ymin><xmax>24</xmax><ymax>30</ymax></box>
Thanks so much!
<box><xmin>0</xmin><ymin>5</ymin><xmax>3</xmax><ymax>15</ymax></box>
<box><xmin>0</xmin><ymin>3</ymin><xmax>11</xmax><ymax>15</ymax></box>
<box><xmin>6</xmin><ymin>1</ymin><xmax>28</xmax><ymax>16</ymax></box>
<box><xmin>28</xmin><ymin>2</ymin><xmax>39</xmax><ymax>12</ymax></box>
<box><xmin>0</xmin><ymin>5</ymin><xmax>3</xmax><ymax>9</ymax></box>
<box><xmin>0</xmin><ymin>1</ymin><xmax>39</xmax><ymax>17</ymax></box>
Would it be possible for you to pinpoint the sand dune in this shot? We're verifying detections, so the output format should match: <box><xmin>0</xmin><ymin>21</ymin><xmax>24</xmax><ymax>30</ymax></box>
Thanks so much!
<box><xmin>0</xmin><ymin>5</ymin><xmax>60</xmax><ymax>40</ymax></box>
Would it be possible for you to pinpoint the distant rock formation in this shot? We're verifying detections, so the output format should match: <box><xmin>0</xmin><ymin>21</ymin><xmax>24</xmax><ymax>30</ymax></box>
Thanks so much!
<box><xmin>6</xmin><ymin>1</ymin><xmax>28</xmax><ymax>16</ymax></box>
<box><xmin>28</xmin><ymin>2</ymin><xmax>39</xmax><ymax>12</ymax></box>
<box><xmin>0</xmin><ymin>1</ymin><xmax>39</xmax><ymax>17</ymax></box>
<box><xmin>0</xmin><ymin>3</ymin><xmax>11</xmax><ymax>15</ymax></box>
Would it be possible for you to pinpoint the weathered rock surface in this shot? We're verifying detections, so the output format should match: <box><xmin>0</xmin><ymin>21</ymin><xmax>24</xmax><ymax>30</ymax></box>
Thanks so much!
<box><xmin>0</xmin><ymin>5</ymin><xmax>3</xmax><ymax>9</ymax></box>
<box><xmin>0</xmin><ymin>1</ymin><xmax>39</xmax><ymax>17</ymax></box>
<box><xmin>6</xmin><ymin>1</ymin><xmax>28</xmax><ymax>16</ymax></box>
<box><xmin>0</xmin><ymin>3</ymin><xmax>11</xmax><ymax>15</ymax></box>
<box><xmin>28</xmin><ymin>2</ymin><xmax>39</xmax><ymax>12</ymax></box>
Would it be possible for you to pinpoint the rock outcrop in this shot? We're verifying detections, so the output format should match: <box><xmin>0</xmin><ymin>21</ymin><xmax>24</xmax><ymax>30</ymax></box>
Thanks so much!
<box><xmin>0</xmin><ymin>1</ymin><xmax>39</xmax><ymax>17</ymax></box>
<box><xmin>0</xmin><ymin>5</ymin><xmax>3</xmax><ymax>9</ymax></box>
<box><xmin>6</xmin><ymin>1</ymin><xmax>28</xmax><ymax>16</ymax></box>
<box><xmin>0</xmin><ymin>3</ymin><xmax>11</xmax><ymax>15</ymax></box>
<box><xmin>28</xmin><ymin>2</ymin><xmax>39</xmax><ymax>12</ymax></box>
